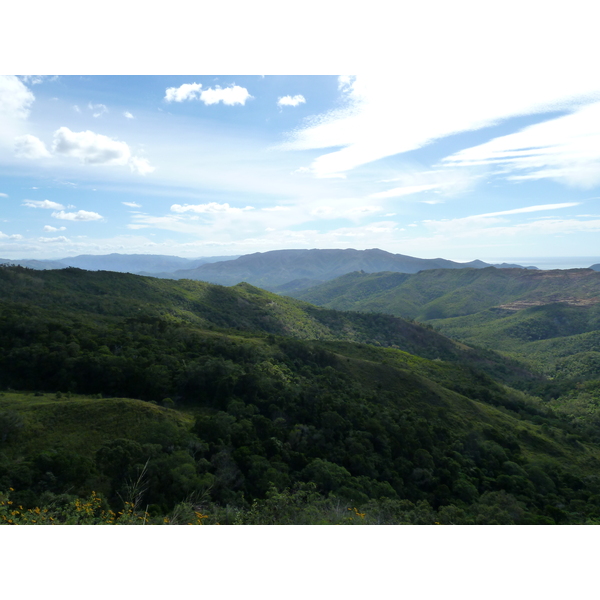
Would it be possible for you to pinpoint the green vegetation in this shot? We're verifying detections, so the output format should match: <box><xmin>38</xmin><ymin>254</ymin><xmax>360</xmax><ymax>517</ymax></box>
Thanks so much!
<box><xmin>2</xmin><ymin>264</ymin><xmax>600</xmax><ymax>524</ymax></box>
<box><xmin>293</xmin><ymin>267</ymin><xmax>600</xmax><ymax>377</ymax></box>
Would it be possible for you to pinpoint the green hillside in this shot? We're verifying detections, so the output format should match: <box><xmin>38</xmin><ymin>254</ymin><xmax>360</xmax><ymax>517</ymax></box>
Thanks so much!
<box><xmin>292</xmin><ymin>267</ymin><xmax>600</xmax><ymax>374</ymax></box>
<box><xmin>295</xmin><ymin>267</ymin><xmax>600</xmax><ymax>319</ymax></box>
<box><xmin>2</xmin><ymin>265</ymin><xmax>600</xmax><ymax>524</ymax></box>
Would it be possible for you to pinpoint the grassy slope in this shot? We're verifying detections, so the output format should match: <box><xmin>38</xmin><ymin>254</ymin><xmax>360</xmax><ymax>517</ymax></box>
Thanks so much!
<box><xmin>3</xmin><ymin>345</ymin><xmax>599</xmax><ymax>482</ymax></box>
<box><xmin>0</xmin><ymin>391</ymin><xmax>192</xmax><ymax>457</ymax></box>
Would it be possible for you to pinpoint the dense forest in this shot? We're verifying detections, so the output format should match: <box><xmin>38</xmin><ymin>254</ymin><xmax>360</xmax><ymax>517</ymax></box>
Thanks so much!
<box><xmin>2</xmin><ymin>265</ymin><xmax>600</xmax><ymax>524</ymax></box>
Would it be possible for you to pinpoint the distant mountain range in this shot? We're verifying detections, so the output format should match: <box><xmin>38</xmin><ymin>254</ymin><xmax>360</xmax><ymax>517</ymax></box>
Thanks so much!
<box><xmin>149</xmin><ymin>248</ymin><xmax>538</xmax><ymax>290</ymax></box>
<box><xmin>1</xmin><ymin>248</ymin><xmax>566</xmax><ymax>291</ymax></box>
<box><xmin>0</xmin><ymin>253</ymin><xmax>238</xmax><ymax>274</ymax></box>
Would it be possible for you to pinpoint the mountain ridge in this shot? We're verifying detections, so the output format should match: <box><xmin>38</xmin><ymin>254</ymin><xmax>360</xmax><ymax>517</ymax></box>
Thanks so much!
<box><xmin>151</xmin><ymin>248</ymin><xmax>537</xmax><ymax>289</ymax></box>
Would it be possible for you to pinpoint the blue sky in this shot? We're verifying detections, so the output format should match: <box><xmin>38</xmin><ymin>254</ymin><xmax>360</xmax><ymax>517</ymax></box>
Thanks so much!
<box><xmin>2</xmin><ymin>3</ymin><xmax>600</xmax><ymax>262</ymax></box>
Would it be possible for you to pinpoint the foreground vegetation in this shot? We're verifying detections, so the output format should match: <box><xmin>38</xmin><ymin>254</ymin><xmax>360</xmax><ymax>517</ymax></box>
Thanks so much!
<box><xmin>2</xmin><ymin>265</ymin><xmax>600</xmax><ymax>524</ymax></box>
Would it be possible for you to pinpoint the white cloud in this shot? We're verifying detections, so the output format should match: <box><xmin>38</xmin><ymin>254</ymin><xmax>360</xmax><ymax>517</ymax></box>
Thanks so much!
<box><xmin>280</xmin><ymin>59</ymin><xmax>600</xmax><ymax>177</ymax></box>
<box><xmin>337</xmin><ymin>75</ymin><xmax>355</xmax><ymax>94</ymax></box>
<box><xmin>88</xmin><ymin>102</ymin><xmax>108</xmax><ymax>118</ymax></box>
<box><xmin>442</xmin><ymin>102</ymin><xmax>600</xmax><ymax>189</ymax></box>
<box><xmin>39</xmin><ymin>236</ymin><xmax>70</xmax><ymax>243</ymax></box>
<box><xmin>475</xmin><ymin>203</ymin><xmax>580</xmax><ymax>218</ymax></box>
<box><xmin>164</xmin><ymin>82</ymin><xmax>252</xmax><ymax>106</ymax></box>
<box><xmin>0</xmin><ymin>75</ymin><xmax>35</xmax><ymax>119</ymax></box>
<box><xmin>52</xmin><ymin>210</ymin><xmax>103</xmax><ymax>221</ymax></box>
<box><xmin>124</xmin><ymin>111</ymin><xmax>134</xmax><ymax>119</ymax></box>
<box><xmin>277</xmin><ymin>95</ymin><xmax>306</xmax><ymax>107</ymax></box>
<box><xmin>122</xmin><ymin>201</ymin><xmax>141</xmax><ymax>208</ymax></box>
<box><xmin>129</xmin><ymin>156</ymin><xmax>155</xmax><ymax>175</ymax></box>
<box><xmin>0</xmin><ymin>231</ymin><xmax>23</xmax><ymax>240</ymax></box>
<box><xmin>0</xmin><ymin>193</ymin><xmax>8</xmax><ymax>198</ymax></box>
<box><xmin>73</xmin><ymin>105</ymin><xmax>81</xmax><ymax>113</ymax></box>
<box><xmin>165</xmin><ymin>83</ymin><xmax>203</xmax><ymax>102</ymax></box>
<box><xmin>23</xmin><ymin>199</ymin><xmax>65</xmax><ymax>210</ymax></box>
<box><xmin>43</xmin><ymin>225</ymin><xmax>66</xmax><ymax>232</ymax></box>
<box><xmin>199</xmin><ymin>85</ymin><xmax>252</xmax><ymax>106</ymax></box>
<box><xmin>424</xmin><ymin>203</ymin><xmax>586</xmax><ymax>237</ymax></box>
<box><xmin>14</xmin><ymin>134</ymin><xmax>51</xmax><ymax>159</ymax></box>
<box><xmin>52</xmin><ymin>127</ymin><xmax>154</xmax><ymax>175</ymax></box>
<box><xmin>53</xmin><ymin>127</ymin><xmax>130</xmax><ymax>165</ymax></box>
<box><xmin>171</xmin><ymin>202</ymin><xmax>254</xmax><ymax>214</ymax></box>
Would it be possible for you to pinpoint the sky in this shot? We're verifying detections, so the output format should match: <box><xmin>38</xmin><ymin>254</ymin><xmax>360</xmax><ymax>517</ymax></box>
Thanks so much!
<box><xmin>2</xmin><ymin>2</ymin><xmax>600</xmax><ymax>264</ymax></box>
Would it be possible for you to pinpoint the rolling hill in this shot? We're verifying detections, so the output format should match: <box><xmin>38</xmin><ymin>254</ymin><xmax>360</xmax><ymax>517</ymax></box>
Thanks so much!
<box><xmin>2</xmin><ymin>264</ymin><xmax>600</xmax><ymax>524</ymax></box>
<box><xmin>291</xmin><ymin>267</ymin><xmax>600</xmax><ymax>377</ymax></box>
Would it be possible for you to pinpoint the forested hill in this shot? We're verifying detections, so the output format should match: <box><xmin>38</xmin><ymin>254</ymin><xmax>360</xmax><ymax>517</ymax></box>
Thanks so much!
<box><xmin>290</xmin><ymin>267</ymin><xmax>600</xmax><ymax>379</ymax></box>
<box><xmin>0</xmin><ymin>265</ymin><xmax>530</xmax><ymax>382</ymax></box>
<box><xmin>2</xmin><ymin>264</ymin><xmax>600</xmax><ymax>525</ymax></box>
<box><xmin>153</xmin><ymin>248</ymin><xmax>531</xmax><ymax>290</ymax></box>
<box><xmin>292</xmin><ymin>267</ymin><xmax>600</xmax><ymax>320</ymax></box>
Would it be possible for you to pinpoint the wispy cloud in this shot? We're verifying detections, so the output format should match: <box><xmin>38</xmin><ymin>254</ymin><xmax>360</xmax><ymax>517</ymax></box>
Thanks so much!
<box><xmin>88</xmin><ymin>102</ymin><xmax>108</xmax><ymax>118</ymax></box>
<box><xmin>171</xmin><ymin>202</ymin><xmax>254</xmax><ymax>214</ymax></box>
<box><xmin>423</xmin><ymin>203</ymin><xmax>587</xmax><ymax>237</ymax></box>
<box><xmin>23</xmin><ymin>199</ymin><xmax>64</xmax><ymax>210</ymax></box>
<box><xmin>122</xmin><ymin>201</ymin><xmax>141</xmax><ymax>208</ymax></box>
<box><xmin>442</xmin><ymin>102</ymin><xmax>600</xmax><ymax>189</ymax></box>
<box><xmin>20</xmin><ymin>76</ymin><xmax>57</xmax><ymax>86</ymax></box>
<box><xmin>0</xmin><ymin>231</ymin><xmax>23</xmax><ymax>240</ymax></box>
<box><xmin>474</xmin><ymin>203</ymin><xmax>580</xmax><ymax>218</ymax></box>
<box><xmin>123</xmin><ymin>111</ymin><xmax>134</xmax><ymax>119</ymax></box>
<box><xmin>43</xmin><ymin>225</ymin><xmax>66</xmax><ymax>232</ymax></box>
<box><xmin>52</xmin><ymin>210</ymin><xmax>103</xmax><ymax>221</ymax></box>
<box><xmin>370</xmin><ymin>184</ymin><xmax>439</xmax><ymax>199</ymax></box>
<box><xmin>280</xmin><ymin>66</ymin><xmax>600</xmax><ymax>178</ymax></box>
<box><xmin>39</xmin><ymin>235</ymin><xmax>70</xmax><ymax>243</ymax></box>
